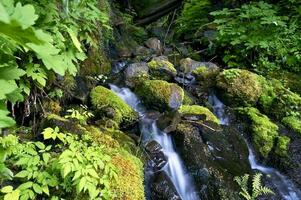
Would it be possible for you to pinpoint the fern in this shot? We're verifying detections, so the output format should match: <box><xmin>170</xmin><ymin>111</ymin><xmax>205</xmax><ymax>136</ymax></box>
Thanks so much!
<box><xmin>234</xmin><ymin>173</ymin><xmax>274</xmax><ymax>200</ymax></box>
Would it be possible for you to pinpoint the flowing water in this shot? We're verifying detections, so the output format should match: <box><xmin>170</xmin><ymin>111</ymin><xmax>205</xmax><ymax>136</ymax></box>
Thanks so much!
<box><xmin>110</xmin><ymin>84</ymin><xmax>199</xmax><ymax>200</ymax></box>
<box><xmin>209</xmin><ymin>93</ymin><xmax>301</xmax><ymax>200</ymax></box>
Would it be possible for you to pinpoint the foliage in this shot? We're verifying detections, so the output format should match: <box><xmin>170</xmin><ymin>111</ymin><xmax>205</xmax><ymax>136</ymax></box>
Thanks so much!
<box><xmin>0</xmin><ymin>0</ymin><xmax>111</xmax><ymax>130</ymax></box>
<box><xmin>234</xmin><ymin>173</ymin><xmax>274</xmax><ymax>200</ymax></box>
<box><xmin>64</xmin><ymin>106</ymin><xmax>94</xmax><ymax>125</ymax></box>
<box><xmin>0</xmin><ymin>127</ymin><xmax>119</xmax><ymax>200</ymax></box>
<box><xmin>211</xmin><ymin>1</ymin><xmax>301</xmax><ymax>73</ymax></box>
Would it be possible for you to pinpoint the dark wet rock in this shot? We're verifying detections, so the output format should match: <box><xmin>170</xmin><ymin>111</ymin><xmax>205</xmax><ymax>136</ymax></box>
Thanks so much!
<box><xmin>174</xmin><ymin>72</ymin><xmax>196</xmax><ymax>86</ymax></box>
<box><xmin>134</xmin><ymin>45</ymin><xmax>152</xmax><ymax>57</ymax></box>
<box><xmin>145</xmin><ymin>140</ymin><xmax>168</xmax><ymax>171</ymax></box>
<box><xmin>150</xmin><ymin>171</ymin><xmax>181</xmax><ymax>200</ymax></box>
<box><xmin>148</xmin><ymin>56</ymin><xmax>177</xmax><ymax>81</ymax></box>
<box><xmin>171</xmin><ymin>120</ymin><xmax>250</xmax><ymax>199</ymax></box>
<box><xmin>157</xmin><ymin>111</ymin><xmax>182</xmax><ymax>133</ymax></box>
<box><xmin>124</xmin><ymin>62</ymin><xmax>149</xmax><ymax>87</ymax></box>
<box><xmin>145</xmin><ymin>37</ymin><xmax>163</xmax><ymax>55</ymax></box>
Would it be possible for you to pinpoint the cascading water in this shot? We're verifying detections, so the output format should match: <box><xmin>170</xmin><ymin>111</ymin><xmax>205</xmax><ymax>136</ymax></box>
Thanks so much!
<box><xmin>110</xmin><ymin>84</ymin><xmax>199</xmax><ymax>200</ymax></box>
<box><xmin>209</xmin><ymin>93</ymin><xmax>301</xmax><ymax>200</ymax></box>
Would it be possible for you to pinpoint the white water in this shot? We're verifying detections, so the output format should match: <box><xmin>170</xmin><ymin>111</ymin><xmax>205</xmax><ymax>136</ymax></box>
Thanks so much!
<box><xmin>209</xmin><ymin>93</ymin><xmax>301</xmax><ymax>200</ymax></box>
<box><xmin>110</xmin><ymin>84</ymin><xmax>199</xmax><ymax>200</ymax></box>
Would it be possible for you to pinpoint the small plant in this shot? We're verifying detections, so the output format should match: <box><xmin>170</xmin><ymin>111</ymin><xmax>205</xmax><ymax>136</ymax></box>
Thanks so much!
<box><xmin>42</xmin><ymin>127</ymin><xmax>66</xmax><ymax>143</ymax></box>
<box><xmin>234</xmin><ymin>173</ymin><xmax>274</xmax><ymax>200</ymax></box>
<box><xmin>64</xmin><ymin>106</ymin><xmax>94</xmax><ymax>125</ymax></box>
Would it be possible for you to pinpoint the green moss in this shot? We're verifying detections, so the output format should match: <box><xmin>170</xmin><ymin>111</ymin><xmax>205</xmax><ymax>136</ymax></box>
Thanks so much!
<box><xmin>216</xmin><ymin>69</ymin><xmax>264</xmax><ymax>105</ymax></box>
<box><xmin>90</xmin><ymin>86</ymin><xmax>137</xmax><ymax>125</ymax></box>
<box><xmin>282</xmin><ymin>116</ymin><xmax>301</xmax><ymax>135</ymax></box>
<box><xmin>192</xmin><ymin>66</ymin><xmax>207</xmax><ymax>76</ymax></box>
<box><xmin>111</xmin><ymin>152</ymin><xmax>145</xmax><ymax>200</ymax></box>
<box><xmin>136</xmin><ymin>80</ymin><xmax>184</xmax><ymax>111</ymax></box>
<box><xmin>275</xmin><ymin>136</ymin><xmax>290</xmax><ymax>157</ymax></box>
<box><xmin>148</xmin><ymin>59</ymin><xmax>177</xmax><ymax>80</ymax></box>
<box><xmin>179</xmin><ymin>105</ymin><xmax>220</xmax><ymax>124</ymax></box>
<box><xmin>237</xmin><ymin>107</ymin><xmax>279</xmax><ymax>158</ymax></box>
<box><xmin>183</xmin><ymin>92</ymin><xmax>195</xmax><ymax>105</ymax></box>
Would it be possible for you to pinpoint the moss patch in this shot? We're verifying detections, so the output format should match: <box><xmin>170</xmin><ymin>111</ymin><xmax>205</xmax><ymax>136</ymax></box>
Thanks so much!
<box><xmin>237</xmin><ymin>107</ymin><xmax>279</xmax><ymax>158</ymax></box>
<box><xmin>136</xmin><ymin>80</ymin><xmax>184</xmax><ymax>111</ymax></box>
<box><xmin>216</xmin><ymin>69</ymin><xmax>264</xmax><ymax>106</ymax></box>
<box><xmin>275</xmin><ymin>136</ymin><xmax>290</xmax><ymax>157</ymax></box>
<box><xmin>90</xmin><ymin>86</ymin><xmax>137</xmax><ymax>126</ymax></box>
<box><xmin>282</xmin><ymin>116</ymin><xmax>301</xmax><ymax>135</ymax></box>
<box><xmin>179</xmin><ymin>105</ymin><xmax>220</xmax><ymax>124</ymax></box>
<box><xmin>148</xmin><ymin>58</ymin><xmax>177</xmax><ymax>80</ymax></box>
<box><xmin>111</xmin><ymin>152</ymin><xmax>145</xmax><ymax>200</ymax></box>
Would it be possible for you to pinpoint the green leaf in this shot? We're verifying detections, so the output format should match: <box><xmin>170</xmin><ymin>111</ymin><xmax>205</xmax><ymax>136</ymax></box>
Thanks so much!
<box><xmin>0</xmin><ymin>79</ymin><xmax>18</xmax><ymax>100</ymax></box>
<box><xmin>62</xmin><ymin>163</ymin><xmax>72</xmax><ymax>178</ymax></box>
<box><xmin>77</xmin><ymin>177</ymin><xmax>86</xmax><ymax>193</ymax></box>
<box><xmin>0</xmin><ymin>66</ymin><xmax>26</xmax><ymax>80</ymax></box>
<box><xmin>11</xmin><ymin>2</ymin><xmax>38</xmax><ymax>29</ymax></box>
<box><xmin>35</xmin><ymin>142</ymin><xmax>45</xmax><ymax>150</ymax></box>
<box><xmin>66</xmin><ymin>27</ymin><xmax>83</xmax><ymax>52</ymax></box>
<box><xmin>4</xmin><ymin>189</ymin><xmax>19</xmax><ymax>200</ymax></box>
<box><xmin>42</xmin><ymin>185</ymin><xmax>49</xmax><ymax>195</ymax></box>
<box><xmin>42</xmin><ymin>153</ymin><xmax>50</xmax><ymax>164</ymax></box>
<box><xmin>42</xmin><ymin>127</ymin><xmax>54</xmax><ymax>140</ymax></box>
<box><xmin>15</xmin><ymin>170</ymin><xmax>29</xmax><ymax>178</ymax></box>
<box><xmin>1</xmin><ymin>186</ymin><xmax>13</xmax><ymax>193</ymax></box>
<box><xmin>0</xmin><ymin>109</ymin><xmax>15</xmax><ymax>128</ymax></box>
<box><xmin>0</xmin><ymin>2</ymin><xmax>10</xmax><ymax>23</ymax></box>
<box><xmin>17</xmin><ymin>182</ymin><xmax>33</xmax><ymax>190</ymax></box>
<box><xmin>32</xmin><ymin>183</ymin><xmax>42</xmax><ymax>194</ymax></box>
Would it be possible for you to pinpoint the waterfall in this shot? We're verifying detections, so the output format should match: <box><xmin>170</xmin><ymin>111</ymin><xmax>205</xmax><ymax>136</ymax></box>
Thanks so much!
<box><xmin>110</xmin><ymin>84</ymin><xmax>199</xmax><ymax>200</ymax></box>
<box><xmin>209</xmin><ymin>93</ymin><xmax>301</xmax><ymax>200</ymax></box>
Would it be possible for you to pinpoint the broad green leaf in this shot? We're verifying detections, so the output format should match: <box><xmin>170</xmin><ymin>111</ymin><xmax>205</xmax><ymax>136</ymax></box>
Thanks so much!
<box><xmin>62</xmin><ymin>163</ymin><xmax>72</xmax><ymax>178</ymax></box>
<box><xmin>35</xmin><ymin>142</ymin><xmax>45</xmax><ymax>150</ymax></box>
<box><xmin>0</xmin><ymin>79</ymin><xmax>18</xmax><ymax>100</ymax></box>
<box><xmin>42</xmin><ymin>153</ymin><xmax>50</xmax><ymax>164</ymax></box>
<box><xmin>11</xmin><ymin>3</ymin><xmax>38</xmax><ymax>29</ymax></box>
<box><xmin>32</xmin><ymin>183</ymin><xmax>42</xmax><ymax>194</ymax></box>
<box><xmin>66</xmin><ymin>27</ymin><xmax>82</xmax><ymax>52</ymax></box>
<box><xmin>42</xmin><ymin>127</ymin><xmax>54</xmax><ymax>140</ymax></box>
<box><xmin>0</xmin><ymin>2</ymin><xmax>10</xmax><ymax>23</ymax></box>
<box><xmin>77</xmin><ymin>177</ymin><xmax>86</xmax><ymax>193</ymax></box>
<box><xmin>15</xmin><ymin>170</ymin><xmax>29</xmax><ymax>178</ymax></box>
<box><xmin>17</xmin><ymin>181</ymin><xmax>33</xmax><ymax>190</ymax></box>
<box><xmin>6</xmin><ymin>88</ymin><xmax>24</xmax><ymax>104</ymax></box>
<box><xmin>0</xmin><ymin>66</ymin><xmax>25</xmax><ymax>80</ymax></box>
<box><xmin>0</xmin><ymin>109</ymin><xmax>15</xmax><ymax>128</ymax></box>
<box><xmin>1</xmin><ymin>185</ymin><xmax>13</xmax><ymax>193</ymax></box>
<box><xmin>42</xmin><ymin>185</ymin><xmax>49</xmax><ymax>195</ymax></box>
<box><xmin>4</xmin><ymin>189</ymin><xmax>19</xmax><ymax>200</ymax></box>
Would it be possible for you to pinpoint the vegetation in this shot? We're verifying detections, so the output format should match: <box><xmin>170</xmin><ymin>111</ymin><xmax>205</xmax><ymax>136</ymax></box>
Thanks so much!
<box><xmin>234</xmin><ymin>173</ymin><xmax>274</xmax><ymax>200</ymax></box>
<box><xmin>179</xmin><ymin>105</ymin><xmax>219</xmax><ymax>124</ymax></box>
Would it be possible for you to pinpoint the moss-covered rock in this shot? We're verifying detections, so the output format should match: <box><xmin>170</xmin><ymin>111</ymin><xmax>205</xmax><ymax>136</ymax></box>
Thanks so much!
<box><xmin>275</xmin><ymin>136</ymin><xmax>290</xmax><ymax>157</ymax></box>
<box><xmin>148</xmin><ymin>56</ymin><xmax>177</xmax><ymax>81</ymax></box>
<box><xmin>192</xmin><ymin>64</ymin><xmax>220</xmax><ymax>87</ymax></box>
<box><xmin>182</xmin><ymin>91</ymin><xmax>195</xmax><ymax>105</ymax></box>
<box><xmin>179</xmin><ymin>105</ymin><xmax>219</xmax><ymax>124</ymax></box>
<box><xmin>216</xmin><ymin>69</ymin><xmax>264</xmax><ymax>106</ymax></box>
<box><xmin>237</xmin><ymin>107</ymin><xmax>279</xmax><ymax>158</ymax></box>
<box><xmin>111</xmin><ymin>152</ymin><xmax>145</xmax><ymax>200</ymax></box>
<box><xmin>90</xmin><ymin>86</ymin><xmax>138</xmax><ymax>126</ymax></box>
<box><xmin>282</xmin><ymin>116</ymin><xmax>301</xmax><ymax>135</ymax></box>
<box><xmin>136</xmin><ymin>80</ymin><xmax>184</xmax><ymax>111</ymax></box>
<box><xmin>124</xmin><ymin>62</ymin><xmax>149</xmax><ymax>87</ymax></box>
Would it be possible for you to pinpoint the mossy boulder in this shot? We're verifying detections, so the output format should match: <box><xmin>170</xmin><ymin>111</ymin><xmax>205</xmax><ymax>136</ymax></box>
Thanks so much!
<box><xmin>216</xmin><ymin>69</ymin><xmax>264</xmax><ymax>106</ymax></box>
<box><xmin>147</xmin><ymin>56</ymin><xmax>177</xmax><ymax>81</ymax></box>
<box><xmin>90</xmin><ymin>86</ymin><xmax>138</xmax><ymax>127</ymax></box>
<box><xmin>111</xmin><ymin>153</ymin><xmax>145</xmax><ymax>200</ymax></box>
<box><xmin>124</xmin><ymin>62</ymin><xmax>149</xmax><ymax>87</ymax></box>
<box><xmin>237</xmin><ymin>107</ymin><xmax>280</xmax><ymax>158</ymax></box>
<box><xmin>179</xmin><ymin>58</ymin><xmax>218</xmax><ymax>73</ymax></box>
<box><xmin>136</xmin><ymin>80</ymin><xmax>184</xmax><ymax>111</ymax></box>
<box><xmin>275</xmin><ymin>136</ymin><xmax>291</xmax><ymax>157</ymax></box>
<box><xmin>282</xmin><ymin>116</ymin><xmax>301</xmax><ymax>135</ymax></box>
<box><xmin>192</xmin><ymin>64</ymin><xmax>220</xmax><ymax>87</ymax></box>
<box><xmin>182</xmin><ymin>91</ymin><xmax>196</xmax><ymax>105</ymax></box>
<box><xmin>178</xmin><ymin>105</ymin><xmax>219</xmax><ymax>124</ymax></box>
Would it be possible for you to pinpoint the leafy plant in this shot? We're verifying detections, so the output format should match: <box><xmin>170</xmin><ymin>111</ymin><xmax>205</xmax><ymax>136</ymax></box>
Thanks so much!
<box><xmin>64</xmin><ymin>106</ymin><xmax>94</xmax><ymax>125</ymax></box>
<box><xmin>234</xmin><ymin>173</ymin><xmax>274</xmax><ymax>200</ymax></box>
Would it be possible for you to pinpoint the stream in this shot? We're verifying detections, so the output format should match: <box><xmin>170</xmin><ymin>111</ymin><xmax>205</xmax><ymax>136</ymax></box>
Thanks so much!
<box><xmin>110</xmin><ymin>85</ymin><xmax>199</xmax><ymax>200</ymax></box>
<box><xmin>209</xmin><ymin>93</ymin><xmax>301</xmax><ymax>200</ymax></box>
